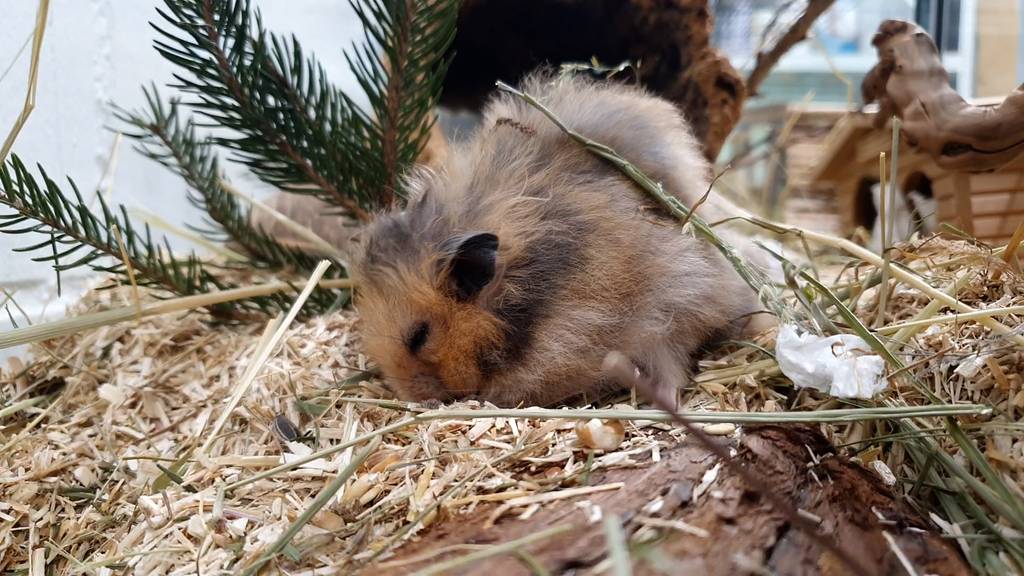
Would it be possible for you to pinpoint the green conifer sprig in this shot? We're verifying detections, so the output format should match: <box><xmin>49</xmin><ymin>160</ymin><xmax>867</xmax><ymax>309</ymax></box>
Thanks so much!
<box><xmin>113</xmin><ymin>84</ymin><xmax>331</xmax><ymax>274</ymax></box>
<box><xmin>152</xmin><ymin>0</ymin><xmax>455</xmax><ymax>219</ymax></box>
<box><xmin>0</xmin><ymin>155</ymin><xmax>344</xmax><ymax>319</ymax></box>
<box><xmin>154</xmin><ymin>0</ymin><xmax>369</xmax><ymax>219</ymax></box>
<box><xmin>347</xmin><ymin>0</ymin><xmax>457</xmax><ymax>206</ymax></box>
<box><xmin>0</xmin><ymin>155</ymin><xmax>223</xmax><ymax>300</ymax></box>
<box><xmin>1</xmin><ymin>0</ymin><xmax>454</xmax><ymax>320</ymax></box>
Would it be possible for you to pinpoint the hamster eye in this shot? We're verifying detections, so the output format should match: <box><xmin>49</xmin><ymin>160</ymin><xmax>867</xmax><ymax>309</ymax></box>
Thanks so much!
<box><xmin>406</xmin><ymin>321</ymin><xmax>430</xmax><ymax>355</ymax></box>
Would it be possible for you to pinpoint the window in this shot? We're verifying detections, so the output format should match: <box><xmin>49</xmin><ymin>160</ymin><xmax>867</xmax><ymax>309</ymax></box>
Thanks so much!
<box><xmin>711</xmin><ymin>0</ymin><xmax>975</xmax><ymax>103</ymax></box>
<box><xmin>916</xmin><ymin>0</ymin><xmax>962</xmax><ymax>52</ymax></box>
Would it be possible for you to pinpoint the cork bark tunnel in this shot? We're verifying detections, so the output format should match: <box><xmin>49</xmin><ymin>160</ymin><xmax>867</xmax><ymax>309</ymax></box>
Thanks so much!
<box><xmin>439</xmin><ymin>0</ymin><xmax>746</xmax><ymax>162</ymax></box>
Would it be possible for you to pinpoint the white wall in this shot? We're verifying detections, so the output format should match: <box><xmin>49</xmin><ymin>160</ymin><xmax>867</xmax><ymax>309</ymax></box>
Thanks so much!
<box><xmin>1</xmin><ymin>1</ymin><xmax>364</xmax><ymax>358</ymax></box>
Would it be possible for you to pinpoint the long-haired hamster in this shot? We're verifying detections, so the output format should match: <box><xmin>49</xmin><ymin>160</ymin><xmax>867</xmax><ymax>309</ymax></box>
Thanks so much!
<box><xmin>354</xmin><ymin>72</ymin><xmax>764</xmax><ymax>407</ymax></box>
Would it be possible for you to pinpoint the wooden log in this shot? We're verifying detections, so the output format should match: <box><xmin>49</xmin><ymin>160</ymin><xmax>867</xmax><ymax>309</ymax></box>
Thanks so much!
<box><xmin>374</xmin><ymin>426</ymin><xmax>971</xmax><ymax>575</ymax></box>
<box><xmin>439</xmin><ymin>0</ymin><xmax>745</xmax><ymax>161</ymax></box>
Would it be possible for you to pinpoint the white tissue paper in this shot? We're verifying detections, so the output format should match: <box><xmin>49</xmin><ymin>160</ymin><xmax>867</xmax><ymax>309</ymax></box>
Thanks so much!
<box><xmin>774</xmin><ymin>324</ymin><xmax>888</xmax><ymax>399</ymax></box>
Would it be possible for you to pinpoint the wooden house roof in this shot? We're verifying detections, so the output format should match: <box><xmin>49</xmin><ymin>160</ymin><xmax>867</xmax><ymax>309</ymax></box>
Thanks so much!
<box><xmin>809</xmin><ymin>97</ymin><xmax>1008</xmax><ymax>186</ymax></box>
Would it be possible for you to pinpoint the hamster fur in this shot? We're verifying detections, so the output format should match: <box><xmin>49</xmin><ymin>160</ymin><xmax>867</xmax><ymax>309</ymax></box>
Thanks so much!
<box><xmin>354</xmin><ymin>72</ymin><xmax>766</xmax><ymax>407</ymax></box>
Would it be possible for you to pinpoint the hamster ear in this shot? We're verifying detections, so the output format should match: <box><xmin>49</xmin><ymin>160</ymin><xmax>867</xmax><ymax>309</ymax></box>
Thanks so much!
<box><xmin>439</xmin><ymin>232</ymin><xmax>499</xmax><ymax>301</ymax></box>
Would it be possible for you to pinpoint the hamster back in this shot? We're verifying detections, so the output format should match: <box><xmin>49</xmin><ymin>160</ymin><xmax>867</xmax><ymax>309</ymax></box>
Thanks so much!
<box><xmin>354</xmin><ymin>73</ymin><xmax>761</xmax><ymax>407</ymax></box>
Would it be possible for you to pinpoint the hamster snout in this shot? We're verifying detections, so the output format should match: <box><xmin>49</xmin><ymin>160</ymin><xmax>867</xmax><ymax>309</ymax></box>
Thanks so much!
<box><xmin>354</xmin><ymin>72</ymin><xmax>763</xmax><ymax>407</ymax></box>
<box><xmin>393</xmin><ymin>373</ymin><xmax>448</xmax><ymax>403</ymax></box>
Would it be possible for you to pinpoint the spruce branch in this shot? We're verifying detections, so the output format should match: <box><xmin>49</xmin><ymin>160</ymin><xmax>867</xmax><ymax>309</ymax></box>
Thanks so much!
<box><xmin>153</xmin><ymin>0</ymin><xmax>368</xmax><ymax>218</ymax></box>
<box><xmin>0</xmin><ymin>154</ymin><xmax>226</xmax><ymax>302</ymax></box>
<box><xmin>1</xmin><ymin>1</ymin><xmax>456</xmax><ymax>322</ymax></box>
<box><xmin>152</xmin><ymin>0</ymin><xmax>456</xmax><ymax>216</ymax></box>
<box><xmin>0</xmin><ymin>155</ymin><xmax>344</xmax><ymax>319</ymax></box>
<box><xmin>347</xmin><ymin>0</ymin><xmax>457</xmax><ymax>205</ymax></box>
<box><xmin>113</xmin><ymin>84</ymin><xmax>334</xmax><ymax>274</ymax></box>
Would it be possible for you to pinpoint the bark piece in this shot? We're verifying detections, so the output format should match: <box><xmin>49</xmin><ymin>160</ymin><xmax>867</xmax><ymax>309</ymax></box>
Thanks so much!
<box><xmin>863</xmin><ymin>19</ymin><xmax>1024</xmax><ymax>172</ymax></box>
<box><xmin>373</xmin><ymin>426</ymin><xmax>970</xmax><ymax>575</ymax></box>
<box><xmin>440</xmin><ymin>0</ymin><xmax>745</xmax><ymax>161</ymax></box>
<box><xmin>746</xmin><ymin>0</ymin><xmax>837</xmax><ymax>97</ymax></box>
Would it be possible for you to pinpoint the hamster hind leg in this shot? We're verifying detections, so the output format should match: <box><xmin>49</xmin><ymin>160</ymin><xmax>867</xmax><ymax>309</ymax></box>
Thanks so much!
<box><xmin>602</xmin><ymin>341</ymin><xmax>691</xmax><ymax>410</ymax></box>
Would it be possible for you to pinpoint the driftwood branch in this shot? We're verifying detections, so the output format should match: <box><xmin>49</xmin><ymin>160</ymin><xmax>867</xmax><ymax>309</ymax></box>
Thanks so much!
<box><xmin>863</xmin><ymin>19</ymin><xmax>1024</xmax><ymax>172</ymax></box>
<box><xmin>746</xmin><ymin>0</ymin><xmax>836</xmax><ymax>97</ymax></box>
<box><xmin>438</xmin><ymin>0</ymin><xmax>841</xmax><ymax>160</ymax></box>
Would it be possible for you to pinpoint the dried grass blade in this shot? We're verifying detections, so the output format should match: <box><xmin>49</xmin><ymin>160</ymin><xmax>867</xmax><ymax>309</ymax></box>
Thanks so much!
<box><xmin>602</xmin><ymin>513</ymin><xmax>632</xmax><ymax>576</ymax></box>
<box><xmin>368</xmin><ymin>442</ymin><xmax>546</xmax><ymax>562</ymax></box>
<box><xmin>198</xmin><ymin>260</ymin><xmax>332</xmax><ymax>455</ymax></box>
<box><xmin>412</xmin><ymin>405</ymin><xmax>988</xmax><ymax>424</ymax></box>
<box><xmin>224</xmin><ymin>417</ymin><xmax>416</xmax><ymax>493</ymax></box>
<box><xmin>0</xmin><ymin>277</ymin><xmax>355</xmax><ymax>349</ymax></box>
<box><xmin>874</xmin><ymin>151</ymin><xmax>888</xmax><ymax>327</ymax></box>
<box><xmin>219</xmin><ymin>178</ymin><xmax>347</xmax><ymax>264</ymax></box>
<box><xmin>239</xmin><ymin>435</ymin><xmax>381</xmax><ymax>576</ymax></box>
<box><xmin>219</xmin><ymin>404</ymin><xmax>988</xmax><ymax>496</ymax></box>
<box><xmin>495</xmin><ymin>81</ymin><xmax>791</xmax><ymax>323</ymax></box>
<box><xmin>0</xmin><ymin>0</ymin><xmax>48</xmax><ymax>160</ymax></box>
<box><xmin>111</xmin><ymin>224</ymin><xmax>142</xmax><ymax>314</ymax></box>
<box><xmin>0</xmin><ymin>394</ymin><xmax>48</xmax><ymax>420</ymax></box>
<box><xmin>887</xmin><ymin>269</ymin><xmax>976</xmax><ymax>346</ymax></box>
<box><xmin>409</xmin><ymin>523</ymin><xmax>572</xmax><ymax>576</ymax></box>
<box><xmin>799</xmin><ymin>266</ymin><xmax>903</xmax><ymax>369</ymax></box>
<box><xmin>740</xmin><ymin>215</ymin><xmax>1024</xmax><ymax>347</ymax></box>
<box><xmin>878</xmin><ymin>305</ymin><xmax>1024</xmax><ymax>335</ymax></box>
<box><xmin>993</xmin><ymin>220</ymin><xmax>1024</xmax><ymax>280</ymax></box>
<box><xmin>127</xmin><ymin>205</ymin><xmax>247</xmax><ymax>261</ymax></box>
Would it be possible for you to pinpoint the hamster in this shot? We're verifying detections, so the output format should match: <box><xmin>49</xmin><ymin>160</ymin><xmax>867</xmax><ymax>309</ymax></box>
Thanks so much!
<box><xmin>354</xmin><ymin>72</ymin><xmax>765</xmax><ymax>407</ymax></box>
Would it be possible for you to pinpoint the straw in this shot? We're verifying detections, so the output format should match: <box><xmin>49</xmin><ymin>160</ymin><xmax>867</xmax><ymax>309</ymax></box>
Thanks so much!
<box><xmin>199</xmin><ymin>260</ymin><xmax>332</xmax><ymax>455</ymax></box>
<box><xmin>0</xmin><ymin>0</ymin><xmax>49</xmax><ymax>160</ymax></box>
<box><xmin>0</xmin><ymin>277</ymin><xmax>355</xmax><ymax>349</ymax></box>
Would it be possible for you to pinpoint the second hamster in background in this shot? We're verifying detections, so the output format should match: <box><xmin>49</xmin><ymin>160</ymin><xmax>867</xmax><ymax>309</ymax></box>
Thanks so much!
<box><xmin>353</xmin><ymin>72</ymin><xmax>772</xmax><ymax>407</ymax></box>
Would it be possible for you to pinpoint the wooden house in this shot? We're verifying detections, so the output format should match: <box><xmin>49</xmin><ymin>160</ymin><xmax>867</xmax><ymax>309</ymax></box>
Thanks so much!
<box><xmin>809</xmin><ymin>99</ymin><xmax>1024</xmax><ymax>247</ymax></box>
<box><xmin>720</xmin><ymin>101</ymin><xmax>850</xmax><ymax>235</ymax></box>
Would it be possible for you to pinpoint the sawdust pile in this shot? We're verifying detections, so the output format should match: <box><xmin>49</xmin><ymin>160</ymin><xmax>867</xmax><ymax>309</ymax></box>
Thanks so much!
<box><xmin>0</xmin><ymin>237</ymin><xmax>1021</xmax><ymax>574</ymax></box>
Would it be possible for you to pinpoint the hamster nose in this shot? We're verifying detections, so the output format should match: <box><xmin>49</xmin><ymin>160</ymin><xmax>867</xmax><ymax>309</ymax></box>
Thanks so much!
<box><xmin>413</xmin><ymin>373</ymin><xmax>440</xmax><ymax>388</ymax></box>
<box><xmin>412</xmin><ymin>373</ymin><xmax>451</xmax><ymax>401</ymax></box>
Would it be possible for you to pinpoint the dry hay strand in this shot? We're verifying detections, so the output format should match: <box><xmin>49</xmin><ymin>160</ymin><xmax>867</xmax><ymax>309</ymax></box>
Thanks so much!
<box><xmin>860</xmin><ymin>237</ymin><xmax>1024</xmax><ymax>463</ymax></box>
<box><xmin>0</xmin><ymin>281</ymin><xmax>735</xmax><ymax>574</ymax></box>
<box><xmin>857</xmin><ymin>237</ymin><xmax>1024</xmax><ymax>413</ymax></box>
<box><xmin>0</xmin><ymin>234</ymin><xmax>1020</xmax><ymax>574</ymax></box>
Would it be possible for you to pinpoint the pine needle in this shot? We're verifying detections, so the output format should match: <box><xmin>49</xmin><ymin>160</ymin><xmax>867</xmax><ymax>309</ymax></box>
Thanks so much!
<box><xmin>115</xmin><ymin>87</ymin><xmax>337</xmax><ymax>274</ymax></box>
